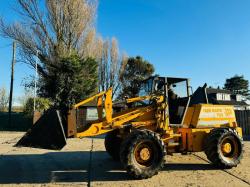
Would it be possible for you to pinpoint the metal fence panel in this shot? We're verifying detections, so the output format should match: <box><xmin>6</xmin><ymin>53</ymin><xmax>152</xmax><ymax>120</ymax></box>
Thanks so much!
<box><xmin>235</xmin><ymin>110</ymin><xmax>250</xmax><ymax>136</ymax></box>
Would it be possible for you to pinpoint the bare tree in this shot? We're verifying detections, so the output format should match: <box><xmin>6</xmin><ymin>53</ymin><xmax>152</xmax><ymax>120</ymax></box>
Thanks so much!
<box><xmin>0</xmin><ymin>86</ymin><xmax>8</xmax><ymax>111</ymax></box>
<box><xmin>0</xmin><ymin>0</ymin><xmax>127</xmax><ymax>102</ymax></box>
<box><xmin>97</xmin><ymin>37</ymin><xmax>127</xmax><ymax>97</ymax></box>
<box><xmin>0</xmin><ymin>0</ymin><xmax>97</xmax><ymax>77</ymax></box>
<box><xmin>0</xmin><ymin>0</ymin><xmax>100</xmax><ymax>108</ymax></box>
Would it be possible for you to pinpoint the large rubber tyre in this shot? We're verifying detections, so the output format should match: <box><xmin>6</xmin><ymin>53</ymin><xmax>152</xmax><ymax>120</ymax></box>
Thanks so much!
<box><xmin>120</xmin><ymin>130</ymin><xmax>166</xmax><ymax>179</ymax></box>
<box><xmin>204</xmin><ymin>128</ymin><xmax>243</xmax><ymax>168</ymax></box>
<box><xmin>104</xmin><ymin>130</ymin><xmax>123</xmax><ymax>161</ymax></box>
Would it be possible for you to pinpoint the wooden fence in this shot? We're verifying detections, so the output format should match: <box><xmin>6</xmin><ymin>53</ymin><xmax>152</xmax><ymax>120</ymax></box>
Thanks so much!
<box><xmin>235</xmin><ymin>110</ymin><xmax>250</xmax><ymax>136</ymax></box>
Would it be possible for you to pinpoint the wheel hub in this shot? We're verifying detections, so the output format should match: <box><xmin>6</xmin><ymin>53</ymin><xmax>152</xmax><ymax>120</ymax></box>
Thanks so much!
<box><xmin>222</xmin><ymin>142</ymin><xmax>232</xmax><ymax>154</ymax></box>
<box><xmin>134</xmin><ymin>142</ymin><xmax>154</xmax><ymax>166</ymax></box>
<box><xmin>140</xmin><ymin>148</ymin><xmax>151</xmax><ymax>161</ymax></box>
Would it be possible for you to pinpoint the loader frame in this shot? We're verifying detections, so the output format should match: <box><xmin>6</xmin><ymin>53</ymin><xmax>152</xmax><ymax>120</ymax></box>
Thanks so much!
<box><xmin>16</xmin><ymin>75</ymin><xmax>244</xmax><ymax>179</ymax></box>
<box><xmin>71</xmin><ymin>76</ymin><xmax>242</xmax><ymax>153</ymax></box>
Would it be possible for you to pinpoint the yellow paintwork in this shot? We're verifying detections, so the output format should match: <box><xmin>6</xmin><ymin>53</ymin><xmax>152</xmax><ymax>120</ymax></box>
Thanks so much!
<box><xmin>178</xmin><ymin>126</ymin><xmax>242</xmax><ymax>152</ymax></box>
<box><xmin>76</xmin><ymin>122</ymin><xmax>113</xmax><ymax>138</ymax></box>
<box><xmin>182</xmin><ymin>107</ymin><xmax>194</xmax><ymax>128</ymax></box>
<box><xmin>222</xmin><ymin>143</ymin><xmax>232</xmax><ymax>154</ymax></box>
<box><xmin>140</xmin><ymin>148</ymin><xmax>151</xmax><ymax>161</ymax></box>
<box><xmin>236</xmin><ymin>127</ymin><xmax>243</xmax><ymax>137</ymax></box>
<box><xmin>74</xmin><ymin>89</ymin><xmax>165</xmax><ymax>138</ymax></box>
<box><xmin>97</xmin><ymin>95</ymin><xmax>103</xmax><ymax>119</ymax></box>
<box><xmin>104</xmin><ymin>88</ymin><xmax>113</xmax><ymax>124</ymax></box>
<box><xmin>74</xmin><ymin>87</ymin><xmax>242</xmax><ymax>154</ymax></box>
<box><xmin>126</xmin><ymin>95</ymin><xmax>152</xmax><ymax>103</ymax></box>
<box><xmin>76</xmin><ymin>105</ymin><xmax>156</xmax><ymax>138</ymax></box>
<box><xmin>74</xmin><ymin>91</ymin><xmax>106</xmax><ymax>109</ymax></box>
<box><xmin>183</xmin><ymin>104</ymin><xmax>237</xmax><ymax>128</ymax></box>
<box><xmin>178</xmin><ymin>128</ymin><xmax>212</xmax><ymax>152</ymax></box>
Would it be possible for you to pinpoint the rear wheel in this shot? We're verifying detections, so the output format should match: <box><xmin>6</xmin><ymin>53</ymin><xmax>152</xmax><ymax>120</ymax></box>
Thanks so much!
<box><xmin>120</xmin><ymin>130</ymin><xmax>166</xmax><ymax>179</ymax></box>
<box><xmin>204</xmin><ymin>128</ymin><xmax>243</xmax><ymax>168</ymax></box>
<box><xmin>104</xmin><ymin>130</ymin><xmax>123</xmax><ymax>160</ymax></box>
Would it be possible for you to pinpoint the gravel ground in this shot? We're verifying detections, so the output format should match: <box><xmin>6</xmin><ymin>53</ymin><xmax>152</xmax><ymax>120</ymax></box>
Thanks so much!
<box><xmin>0</xmin><ymin>132</ymin><xmax>249</xmax><ymax>187</ymax></box>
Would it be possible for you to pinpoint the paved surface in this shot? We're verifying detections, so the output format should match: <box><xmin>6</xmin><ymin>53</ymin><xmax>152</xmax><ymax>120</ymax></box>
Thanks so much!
<box><xmin>0</xmin><ymin>132</ymin><xmax>249</xmax><ymax>187</ymax></box>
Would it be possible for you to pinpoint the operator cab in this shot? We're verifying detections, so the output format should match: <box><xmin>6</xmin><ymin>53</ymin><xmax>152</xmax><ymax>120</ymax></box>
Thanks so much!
<box><xmin>139</xmin><ymin>76</ymin><xmax>191</xmax><ymax>125</ymax></box>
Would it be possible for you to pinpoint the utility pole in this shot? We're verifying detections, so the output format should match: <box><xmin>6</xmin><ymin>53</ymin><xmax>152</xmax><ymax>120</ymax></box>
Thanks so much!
<box><xmin>8</xmin><ymin>41</ymin><xmax>16</xmax><ymax>127</ymax></box>
<box><xmin>34</xmin><ymin>50</ymin><xmax>38</xmax><ymax>112</ymax></box>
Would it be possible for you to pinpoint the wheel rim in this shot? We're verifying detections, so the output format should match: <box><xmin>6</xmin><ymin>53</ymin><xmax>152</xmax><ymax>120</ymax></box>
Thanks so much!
<box><xmin>220</xmin><ymin>135</ymin><xmax>240</xmax><ymax>162</ymax></box>
<box><xmin>134</xmin><ymin>141</ymin><xmax>156</xmax><ymax>167</ymax></box>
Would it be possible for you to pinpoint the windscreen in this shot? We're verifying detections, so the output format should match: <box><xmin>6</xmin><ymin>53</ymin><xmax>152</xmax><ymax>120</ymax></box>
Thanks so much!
<box><xmin>170</xmin><ymin>81</ymin><xmax>188</xmax><ymax>98</ymax></box>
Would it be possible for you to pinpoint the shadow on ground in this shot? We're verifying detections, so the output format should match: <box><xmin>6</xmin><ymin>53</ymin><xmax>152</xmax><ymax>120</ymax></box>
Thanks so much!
<box><xmin>0</xmin><ymin>150</ymin><xmax>220</xmax><ymax>184</ymax></box>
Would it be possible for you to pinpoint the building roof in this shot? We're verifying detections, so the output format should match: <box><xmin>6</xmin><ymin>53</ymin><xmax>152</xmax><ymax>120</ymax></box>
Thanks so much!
<box><xmin>206</xmin><ymin>88</ymin><xmax>248</xmax><ymax>106</ymax></box>
<box><xmin>206</xmin><ymin>88</ymin><xmax>232</xmax><ymax>94</ymax></box>
<box><xmin>216</xmin><ymin>100</ymin><xmax>248</xmax><ymax>106</ymax></box>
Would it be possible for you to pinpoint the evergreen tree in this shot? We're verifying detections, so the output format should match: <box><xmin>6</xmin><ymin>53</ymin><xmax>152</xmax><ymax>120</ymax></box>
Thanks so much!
<box><xmin>224</xmin><ymin>75</ymin><xmax>249</xmax><ymax>97</ymax></box>
<box><xmin>119</xmin><ymin>56</ymin><xmax>155</xmax><ymax>98</ymax></box>
<box><xmin>39</xmin><ymin>53</ymin><xmax>98</xmax><ymax>109</ymax></box>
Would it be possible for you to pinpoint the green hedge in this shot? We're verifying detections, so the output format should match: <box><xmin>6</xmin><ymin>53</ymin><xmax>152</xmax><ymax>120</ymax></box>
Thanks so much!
<box><xmin>0</xmin><ymin>112</ymin><xmax>32</xmax><ymax>131</ymax></box>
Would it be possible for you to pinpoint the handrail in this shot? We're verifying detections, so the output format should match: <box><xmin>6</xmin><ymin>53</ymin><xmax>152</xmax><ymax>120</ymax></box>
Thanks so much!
<box><xmin>73</xmin><ymin>91</ymin><xmax>106</xmax><ymax>109</ymax></box>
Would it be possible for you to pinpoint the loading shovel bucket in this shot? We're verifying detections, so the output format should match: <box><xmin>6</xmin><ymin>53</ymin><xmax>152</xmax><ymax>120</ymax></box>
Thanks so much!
<box><xmin>15</xmin><ymin>109</ymin><xmax>67</xmax><ymax>150</ymax></box>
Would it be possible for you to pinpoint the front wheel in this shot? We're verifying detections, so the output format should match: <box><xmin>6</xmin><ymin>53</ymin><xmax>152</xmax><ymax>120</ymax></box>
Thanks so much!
<box><xmin>204</xmin><ymin>128</ymin><xmax>243</xmax><ymax>168</ymax></box>
<box><xmin>120</xmin><ymin>130</ymin><xmax>166</xmax><ymax>179</ymax></box>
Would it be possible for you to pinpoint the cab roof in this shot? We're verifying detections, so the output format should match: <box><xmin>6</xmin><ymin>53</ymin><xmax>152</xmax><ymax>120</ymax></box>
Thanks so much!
<box><xmin>144</xmin><ymin>76</ymin><xmax>189</xmax><ymax>84</ymax></box>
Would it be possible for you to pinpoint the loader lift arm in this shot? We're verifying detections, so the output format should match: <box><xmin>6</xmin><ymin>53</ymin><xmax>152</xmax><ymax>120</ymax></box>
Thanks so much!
<box><xmin>73</xmin><ymin>87</ymin><xmax>161</xmax><ymax>138</ymax></box>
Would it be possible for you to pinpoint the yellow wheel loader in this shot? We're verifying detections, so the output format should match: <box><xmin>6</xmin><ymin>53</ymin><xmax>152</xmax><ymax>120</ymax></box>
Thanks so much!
<box><xmin>16</xmin><ymin>76</ymin><xmax>244</xmax><ymax>179</ymax></box>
